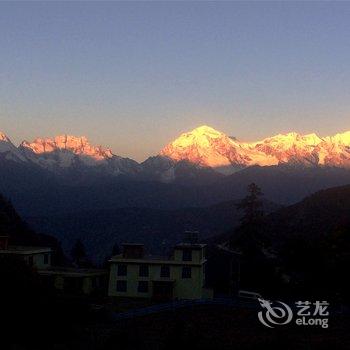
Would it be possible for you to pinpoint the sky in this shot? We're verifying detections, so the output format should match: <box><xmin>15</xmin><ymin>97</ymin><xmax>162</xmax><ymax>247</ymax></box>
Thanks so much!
<box><xmin>1</xmin><ymin>1</ymin><xmax>350</xmax><ymax>161</ymax></box>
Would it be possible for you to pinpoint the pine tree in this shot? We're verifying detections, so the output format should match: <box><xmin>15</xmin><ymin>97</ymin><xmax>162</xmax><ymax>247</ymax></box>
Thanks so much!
<box><xmin>236</xmin><ymin>183</ymin><xmax>264</xmax><ymax>225</ymax></box>
<box><xmin>71</xmin><ymin>239</ymin><xmax>87</xmax><ymax>267</ymax></box>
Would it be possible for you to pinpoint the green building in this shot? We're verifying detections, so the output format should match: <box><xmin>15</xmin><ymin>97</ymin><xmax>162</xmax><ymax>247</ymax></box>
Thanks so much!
<box><xmin>108</xmin><ymin>242</ymin><xmax>213</xmax><ymax>300</ymax></box>
<box><xmin>0</xmin><ymin>236</ymin><xmax>52</xmax><ymax>269</ymax></box>
<box><xmin>0</xmin><ymin>235</ymin><xmax>107</xmax><ymax>295</ymax></box>
<box><xmin>39</xmin><ymin>266</ymin><xmax>107</xmax><ymax>295</ymax></box>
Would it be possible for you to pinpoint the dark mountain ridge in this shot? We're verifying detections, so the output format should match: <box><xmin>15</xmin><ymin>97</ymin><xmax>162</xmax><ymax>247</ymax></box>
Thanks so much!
<box><xmin>226</xmin><ymin>184</ymin><xmax>350</xmax><ymax>299</ymax></box>
<box><xmin>0</xmin><ymin>193</ymin><xmax>60</xmax><ymax>250</ymax></box>
<box><xmin>2</xmin><ymin>149</ymin><xmax>350</xmax><ymax>217</ymax></box>
<box><xmin>258</xmin><ymin>184</ymin><xmax>350</xmax><ymax>242</ymax></box>
<box><xmin>26</xmin><ymin>200</ymin><xmax>280</xmax><ymax>263</ymax></box>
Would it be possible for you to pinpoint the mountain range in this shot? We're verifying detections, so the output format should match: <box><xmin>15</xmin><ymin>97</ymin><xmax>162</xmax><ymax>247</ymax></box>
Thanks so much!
<box><xmin>26</xmin><ymin>199</ymin><xmax>279</xmax><ymax>263</ymax></box>
<box><xmin>1</xmin><ymin>125</ymin><xmax>350</xmax><ymax>179</ymax></box>
<box><xmin>1</xmin><ymin>125</ymin><xmax>350</xmax><ymax>217</ymax></box>
<box><xmin>2</xmin><ymin>124</ymin><xmax>350</xmax><ymax>272</ymax></box>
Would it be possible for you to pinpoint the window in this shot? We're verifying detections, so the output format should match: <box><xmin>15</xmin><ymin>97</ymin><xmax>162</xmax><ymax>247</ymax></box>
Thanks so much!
<box><xmin>139</xmin><ymin>264</ymin><xmax>149</xmax><ymax>277</ymax></box>
<box><xmin>28</xmin><ymin>256</ymin><xmax>34</xmax><ymax>267</ymax></box>
<box><xmin>182</xmin><ymin>267</ymin><xmax>192</xmax><ymax>279</ymax></box>
<box><xmin>92</xmin><ymin>277</ymin><xmax>99</xmax><ymax>289</ymax></box>
<box><xmin>138</xmin><ymin>281</ymin><xmax>149</xmax><ymax>293</ymax></box>
<box><xmin>182</xmin><ymin>249</ymin><xmax>192</xmax><ymax>262</ymax></box>
<box><xmin>44</xmin><ymin>254</ymin><xmax>49</xmax><ymax>264</ymax></box>
<box><xmin>116</xmin><ymin>280</ymin><xmax>127</xmax><ymax>292</ymax></box>
<box><xmin>117</xmin><ymin>264</ymin><xmax>127</xmax><ymax>276</ymax></box>
<box><xmin>160</xmin><ymin>265</ymin><xmax>170</xmax><ymax>278</ymax></box>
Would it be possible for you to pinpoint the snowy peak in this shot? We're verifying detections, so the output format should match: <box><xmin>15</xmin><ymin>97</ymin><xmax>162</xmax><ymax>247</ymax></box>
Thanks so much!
<box><xmin>182</xmin><ymin>125</ymin><xmax>226</xmax><ymax>139</ymax></box>
<box><xmin>161</xmin><ymin>126</ymin><xmax>350</xmax><ymax>172</ymax></box>
<box><xmin>18</xmin><ymin>134</ymin><xmax>141</xmax><ymax>175</ymax></box>
<box><xmin>318</xmin><ymin>131</ymin><xmax>350</xmax><ymax>167</ymax></box>
<box><xmin>302</xmin><ymin>133</ymin><xmax>323</xmax><ymax>145</ymax></box>
<box><xmin>1</xmin><ymin>126</ymin><xmax>350</xmax><ymax>179</ymax></box>
<box><xmin>0</xmin><ymin>131</ymin><xmax>11</xmax><ymax>143</ymax></box>
<box><xmin>247</xmin><ymin>132</ymin><xmax>323</xmax><ymax>166</ymax></box>
<box><xmin>0</xmin><ymin>131</ymin><xmax>27</xmax><ymax>162</ymax></box>
<box><xmin>21</xmin><ymin>135</ymin><xmax>114</xmax><ymax>161</ymax></box>
<box><xmin>162</xmin><ymin>125</ymin><xmax>228</xmax><ymax>149</ymax></box>
<box><xmin>256</xmin><ymin>132</ymin><xmax>323</xmax><ymax>146</ymax></box>
<box><xmin>160</xmin><ymin>125</ymin><xmax>246</xmax><ymax>171</ymax></box>
<box><xmin>325</xmin><ymin>131</ymin><xmax>350</xmax><ymax>146</ymax></box>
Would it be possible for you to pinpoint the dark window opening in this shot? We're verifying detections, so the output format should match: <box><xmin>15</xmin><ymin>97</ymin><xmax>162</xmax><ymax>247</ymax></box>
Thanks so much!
<box><xmin>92</xmin><ymin>277</ymin><xmax>100</xmax><ymax>289</ymax></box>
<box><xmin>139</xmin><ymin>264</ymin><xmax>149</xmax><ymax>277</ymax></box>
<box><xmin>182</xmin><ymin>249</ymin><xmax>192</xmax><ymax>262</ymax></box>
<box><xmin>182</xmin><ymin>267</ymin><xmax>192</xmax><ymax>279</ymax></box>
<box><xmin>116</xmin><ymin>280</ymin><xmax>127</xmax><ymax>292</ymax></box>
<box><xmin>160</xmin><ymin>265</ymin><xmax>170</xmax><ymax>278</ymax></box>
<box><xmin>44</xmin><ymin>254</ymin><xmax>49</xmax><ymax>264</ymax></box>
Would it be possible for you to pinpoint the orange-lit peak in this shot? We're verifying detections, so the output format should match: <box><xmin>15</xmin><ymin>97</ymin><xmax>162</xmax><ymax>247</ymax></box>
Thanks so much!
<box><xmin>326</xmin><ymin>131</ymin><xmax>350</xmax><ymax>145</ymax></box>
<box><xmin>189</xmin><ymin>125</ymin><xmax>225</xmax><ymax>137</ymax></box>
<box><xmin>160</xmin><ymin>124</ymin><xmax>350</xmax><ymax>171</ymax></box>
<box><xmin>21</xmin><ymin>134</ymin><xmax>114</xmax><ymax>160</ymax></box>
<box><xmin>168</xmin><ymin>125</ymin><xmax>228</xmax><ymax>148</ymax></box>
<box><xmin>260</xmin><ymin>132</ymin><xmax>323</xmax><ymax>146</ymax></box>
<box><xmin>0</xmin><ymin>131</ymin><xmax>10</xmax><ymax>142</ymax></box>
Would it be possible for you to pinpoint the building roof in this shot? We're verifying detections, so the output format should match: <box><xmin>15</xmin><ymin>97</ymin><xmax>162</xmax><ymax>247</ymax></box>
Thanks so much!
<box><xmin>111</xmin><ymin>241</ymin><xmax>207</xmax><ymax>265</ymax></box>
<box><xmin>109</xmin><ymin>254</ymin><xmax>206</xmax><ymax>266</ymax></box>
<box><xmin>110</xmin><ymin>253</ymin><xmax>167</xmax><ymax>263</ymax></box>
<box><xmin>121</xmin><ymin>243</ymin><xmax>145</xmax><ymax>247</ymax></box>
<box><xmin>0</xmin><ymin>245</ymin><xmax>51</xmax><ymax>255</ymax></box>
<box><xmin>174</xmin><ymin>243</ymin><xmax>207</xmax><ymax>250</ymax></box>
<box><xmin>38</xmin><ymin>266</ymin><xmax>107</xmax><ymax>277</ymax></box>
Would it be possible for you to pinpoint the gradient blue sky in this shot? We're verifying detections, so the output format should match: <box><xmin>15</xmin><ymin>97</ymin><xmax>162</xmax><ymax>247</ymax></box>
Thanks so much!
<box><xmin>1</xmin><ymin>1</ymin><xmax>350</xmax><ymax>161</ymax></box>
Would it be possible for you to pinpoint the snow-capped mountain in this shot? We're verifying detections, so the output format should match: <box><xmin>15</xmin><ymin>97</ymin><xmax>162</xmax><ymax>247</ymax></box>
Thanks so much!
<box><xmin>1</xmin><ymin>125</ymin><xmax>350</xmax><ymax>181</ymax></box>
<box><xmin>141</xmin><ymin>154</ymin><xmax>222</xmax><ymax>184</ymax></box>
<box><xmin>160</xmin><ymin>125</ymin><xmax>248</xmax><ymax>174</ymax></box>
<box><xmin>1</xmin><ymin>127</ymin><xmax>350</xmax><ymax>216</ymax></box>
<box><xmin>160</xmin><ymin>125</ymin><xmax>350</xmax><ymax>173</ymax></box>
<box><xmin>19</xmin><ymin>134</ymin><xmax>140</xmax><ymax>176</ymax></box>
<box><xmin>20</xmin><ymin>135</ymin><xmax>114</xmax><ymax>165</ymax></box>
<box><xmin>242</xmin><ymin>132</ymin><xmax>323</xmax><ymax>167</ymax></box>
<box><xmin>0</xmin><ymin>132</ymin><xmax>27</xmax><ymax>162</ymax></box>
<box><xmin>320</xmin><ymin>131</ymin><xmax>350</xmax><ymax>167</ymax></box>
